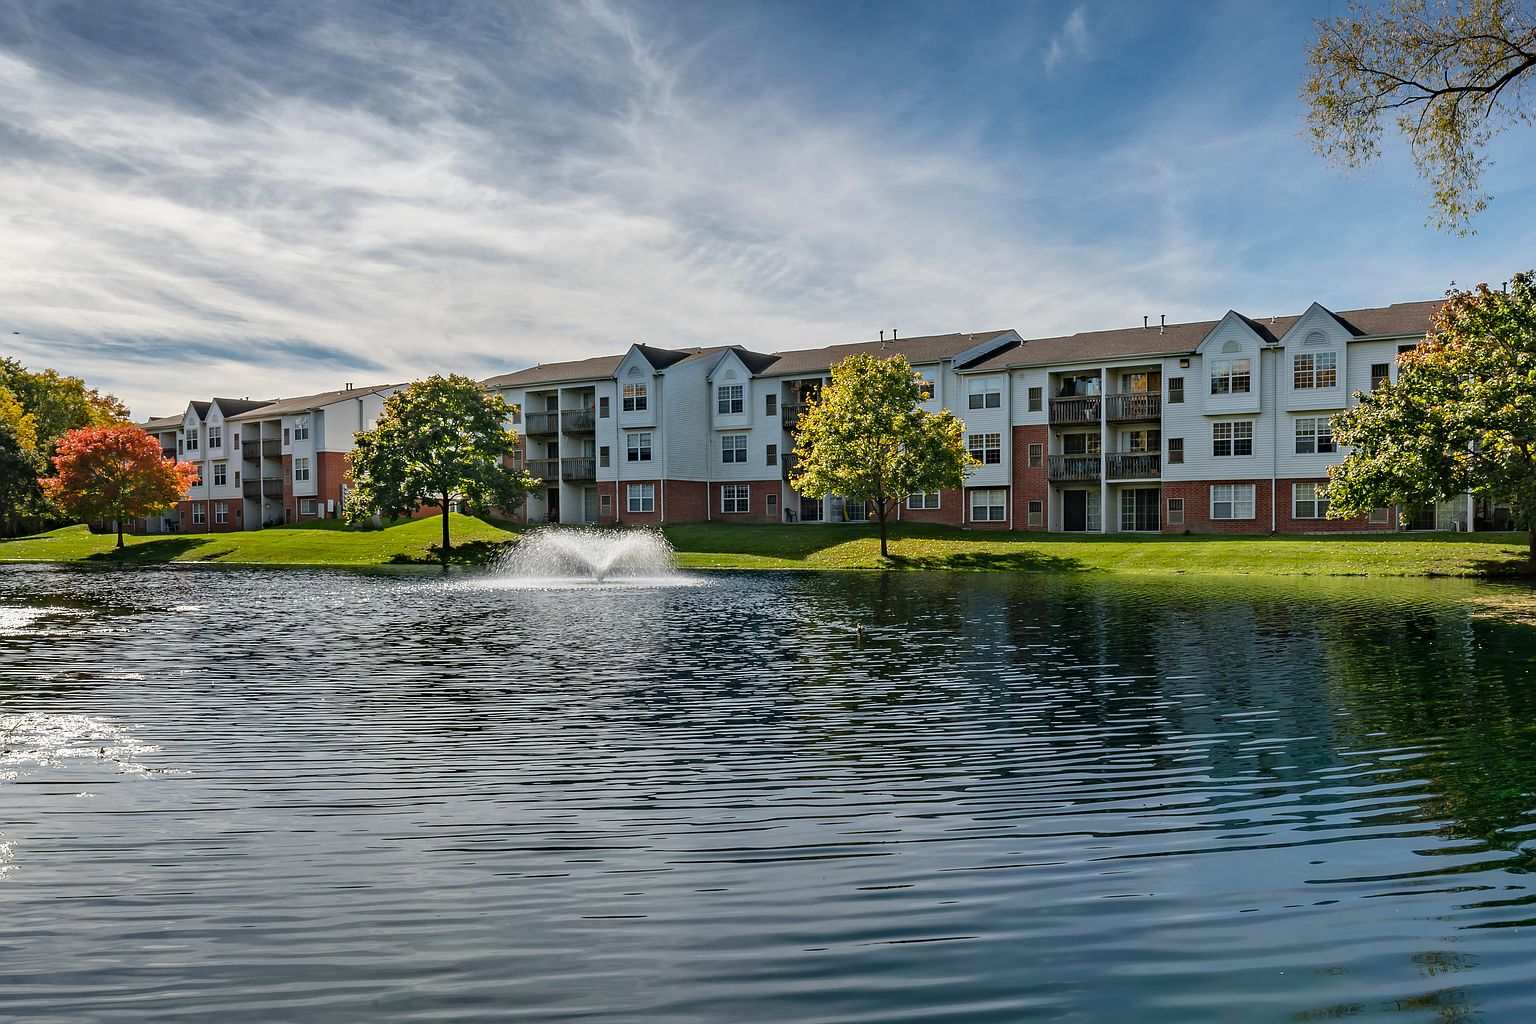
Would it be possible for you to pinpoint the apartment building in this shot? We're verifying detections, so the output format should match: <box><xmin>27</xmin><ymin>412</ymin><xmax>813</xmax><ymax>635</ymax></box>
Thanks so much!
<box><xmin>135</xmin><ymin>383</ymin><xmax>399</xmax><ymax>532</ymax></box>
<box><xmin>485</xmin><ymin>298</ymin><xmax>1493</xmax><ymax>534</ymax></box>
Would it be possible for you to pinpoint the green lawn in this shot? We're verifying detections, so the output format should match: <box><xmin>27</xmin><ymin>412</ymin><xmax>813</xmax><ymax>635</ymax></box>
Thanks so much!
<box><xmin>1</xmin><ymin>517</ymin><xmax>1531</xmax><ymax>577</ymax></box>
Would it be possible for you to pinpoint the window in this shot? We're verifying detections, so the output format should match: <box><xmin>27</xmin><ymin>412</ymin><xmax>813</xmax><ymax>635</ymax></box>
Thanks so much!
<box><xmin>294</xmin><ymin>457</ymin><xmax>310</xmax><ymax>482</ymax></box>
<box><xmin>1398</xmin><ymin>343</ymin><xmax>1419</xmax><ymax>358</ymax></box>
<box><xmin>967</xmin><ymin>378</ymin><xmax>1002</xmax><ymax>409</ymax></box>
<box><xmin>1371</xmin><ymin>363</ymin><xmax>1391</xmax><ymax>390</ymax></box>
<box><xmin>599</xmin><ymin>396</ymin><xmax>610</xmax><ymax>418</ymax></box>
<box><xmin>1210</xmin><ymin>358</ymin><xmax>1251</xmax><ymax>395</ymax></box>
<box><xmin>233</xmin><ymin>434</ymin><xmax>241</xmax><ymax>450</ymax></box>
<box><xmin>1293</xmin><ymin>482</ymin><xmax>1329</xmax><ymax>519</ymax></box>
<box><xmin>186</xmin><ymin>428</ymin><xmax>199</xmax><ymax>451</ymax></box>
<box><xmin>1062</xmin><ymin>432</ymin><xmax>1101</xmax><ymax>455</ymax></box>
<box><xmin>1027</xmin><ymin>500</ymin><xmax>1043</xmax><ymax>526</ymax></box>
<box><xmin>627</xmin><ymin>482</ymin><xmax>654</xmax><ymax>513</ymax></box>
<box><xmin>623</xmin><ymin>383</ymin><xmax>648</xmax><ymax>412</ymax></box>
<box><xmin>191</xmin><ymin>504</ymin><xmax>205</xmax><ymax>524</ymax></box>
<box><xmin>1211</xmin><ymin>483</ymin><xmax>1255</xmax><ymax>520</ymax></box>
<box><xmin>1126</xmin><ymin>429</ymin><xmax>1160</xmax><ymax>453</ymax></box>
<box><xmin>212</xmin><ymin>462</ymin><xmax>227</xmax><ymax>487</ymax></box>
<box><xmin>1368</xmin><ymin>507</ymin><xmax>1391</xmax><ymax>524</ymax></box>
<box><xmin>721</xmin><ymin>484</ymin><xmax>750</xmax><ymax>513</ymax></box>
<box><xmin>1167</xmin><ymin>377</ymin><xmax>1184</xmax><ymax>403</ymax></box>
<box><xmin>283</xmin><ymin>428</ymin><xmax>290</xmax><ymax>445</ymax></box>
<box><xmin>968</xmin><ymin>433</ymin><xmax>1002</xmax><ymax>465</ymax></box>
<box><xmin>907</xmin><ymin>492</ymin><xmax>941</xmax><ymax>509</ymax></box>
<box><xmin>214</xmin><ymin>501</ymin><xmax>229</xmax><ymax>524</ymax></box>
<box><xmin>766</xmin><ymin>443</ymin><xmax>778</xmax><ymax>466</ymax></box>
<box><xmin>293</xmin><ymin>419</ymin><xmax>310</xmax><ymax>441</ymax></box>
<box><xmin>1293</xmin><ymin>352</ymin><xmax>1338</xmax><ymax>389</ymax></box>
<box><xmin>1027</xmin><ymin>442</ymin><xmax>1043</xmax><ymax>468</ymax></box>
<box><xmin>600</xmin><ymin>493</ymin><xmax>613</xmax><ymax>517</ymax></box>
<box><xmin>766</xmin><ymin>394</ymin><xmax>777</xmax><ymax>416</ymax></box>
<box><xmin>917</xmin><ymin>378</ymin><xmax>936</xmax><ymax>401</ymax></box>
<box><xmin>208</xmin><ymin>426</ymin><xmax>222</xmax><ymax>449</ymax></box>
<box><xmin>299</xmin><ymin>498</ymin><xmax>317</xmax><ymax>516</ymax></box>
<box><xmin>1166</xmin><ymin>498</ymin><xmax>1184</xmax><ymax>525</ymax></box>
<box><xmin>1294</xmin><ymin>417</ymin><xmax>1336</xmax><ymax>454</ymax></box>
<box><xmin>1167</xmin><ymin>438</ymin><xmax>1184</xmax><ymax>464</ymax></box>
<box><xmin>722</xmin><ymin>434</ymin><xmax>747</xmax><ymax>463</ymax></box>
<box><xmin>1212</xmin><ymin>421</ymin><xmax>1253</xmax><ymax>457</ymax></box>
<box><xmin>766</xmin><ymin>493</ymin><xmax>779</xmax><ymax>518</ymax></box>
<box><xmin>627</xmin><ymin>432</ymin><xmax>652</xmax><ymax>462</ymax></box>
<box><xmin>1028</xmin><ymin>386</ymin><xmax>1043</xmax><ymax>412</ymax></box>
<box><xmin>969</xmin><ymin>489</ymin><xmax>1006</xmax><ymax>522</ymax></box>
<box><xmin>717</xmin><ymin>384</ymin><xmax>744</xmax><ymax>415</ymax></box>
<box><xmin>599</xmin><ymin>445</ymin><xmax>610</xmax><ymax>468</ymax></box>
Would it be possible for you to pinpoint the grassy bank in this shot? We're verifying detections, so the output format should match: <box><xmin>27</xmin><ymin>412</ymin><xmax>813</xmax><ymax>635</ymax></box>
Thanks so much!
<box><xmin>1</xmin><ymin>517</ymin><xmax>1532</xmax><ymax>577</ymax></box>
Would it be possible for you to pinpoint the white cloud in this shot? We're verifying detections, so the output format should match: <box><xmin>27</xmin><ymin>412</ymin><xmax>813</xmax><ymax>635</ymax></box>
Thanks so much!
<box><xmin>1045</xmin><ymin>5</ymin><xmax>1090</xmax><ymax>73</ymax></box>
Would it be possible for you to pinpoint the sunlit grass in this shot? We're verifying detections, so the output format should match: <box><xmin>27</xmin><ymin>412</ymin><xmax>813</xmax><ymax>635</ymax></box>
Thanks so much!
<box><xmin>1</xmin><ymin>518</ymin><xmax>1530</xmax><ymax>577</ymax></box>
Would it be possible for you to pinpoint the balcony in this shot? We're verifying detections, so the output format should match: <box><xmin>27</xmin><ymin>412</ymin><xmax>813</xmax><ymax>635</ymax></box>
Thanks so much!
<box><xmin>1106</xmin><ymin>452</ymin><xmax>1161</xmax><ymax>480</ymax></box>
<box><xmin>241</xmin><ymin>444</ymin><xmax>260</xmax><ymax>463</ymax></box>
<box><xmin>525</xmin><ymin>412</ymin><xmax>558</xmax><ymax>435</ymax></box>
<box><xmin>526</xmin><ymin>459</ymin><xmax>558</xmax><ymax>481</ymax></box>
<box><xmin>561</xmin><ymin>408</ymin><xmax>596</xmax><ymax>434</ymax></box>
<box><xmin>561</xmin><ymin>458</ymin><xmax>596</xmax><ymax>482</ymax></box>
<box><xmin>1048</xmin><ymin>454</ymin><xmax>1101</xmax><ymax>482</ymax></box>
<box><xmin>781</xmin><ymin>405</ymin><xmax>803</xmax><ymax>431</ymax></box>
<box><xmin>162</xmin><ymin>448</ymin><xmax>177</xmax><ymax>461</ymax></box>
<box><xmin>781</xmin><ymin>453</ymin><xmax>799</xmax><ymax>481</ymax></box>
<box><xmin>1106</xmin><ymin>392</ymin><xmax>1161</xmax><ymax>422</ymax></box>
<box><xmin>262</xmin><ymin>438</ymin><xmax>281</xmax><ymax>459</ymax></box>
<box><xmin>243</xmin><ymin>479</ymin><xmax>284</xmax><ymax>499</ymax></box>
<box><xmin>1049</xmin><ymin>396</ymin><xmax>1100</xmax><ymax>425</ymax></box>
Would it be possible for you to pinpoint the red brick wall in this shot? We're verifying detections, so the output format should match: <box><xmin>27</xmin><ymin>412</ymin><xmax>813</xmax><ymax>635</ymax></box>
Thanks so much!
<box><xmin>709</xmin><ymin>480</ymin><xmax>782</xmax><ymax>523</ymax></box>
<box><xmin>963</xmin><ymin>486</ymin><xmax>1013</xmax><ymax>530</ymax></box>
<box><xmin>1012</xmin><ymin>425</ymin><xmax>1050</xmax><ymax>531</ymax></box>
<box><xmin>613</xmin><ymin>479</ymin><xmax>709</xmax><ymax>525</ymax></box>
<box><xmin>894</xmin><ymin>488</ymin><xmax>964</xmax><ymax>526</ymax></box>
<box><xmin>1162</xmin><ymin>478</ymin><xmax>1398</xmax><ymax>534</ymax></box>
<box><xmin>174</xmin><ymin>499</ymin><xmax>242</xmax><ymax>533</ymax></box>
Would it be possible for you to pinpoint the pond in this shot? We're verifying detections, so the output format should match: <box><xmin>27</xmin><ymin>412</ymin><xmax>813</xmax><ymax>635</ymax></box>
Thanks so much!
<box><xmin>3</xmin><ymin>565</ymin><xmax>1536</xmax><ymax>1022</ymax></box>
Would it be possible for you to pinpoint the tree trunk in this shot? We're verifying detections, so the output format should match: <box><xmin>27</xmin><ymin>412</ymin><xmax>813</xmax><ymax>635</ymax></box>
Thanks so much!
<box><xmin>877</xmin><ymin>504</ymin><xmax>889</xmax><ymax>559</ymax></box>
<box><xmin>1528</xmin><ymin>522</ymin><xmax>1534</xmax><ymax>562</ymax></box>
<box><xmin>116</xmin><ymin>518</ymin><xmax>124</xmax><ymax>548</ymax></box>
<box><xmin>441</xmin><ymin>496</ymin><xmax>451</xmax><ymax>559</ymax></box>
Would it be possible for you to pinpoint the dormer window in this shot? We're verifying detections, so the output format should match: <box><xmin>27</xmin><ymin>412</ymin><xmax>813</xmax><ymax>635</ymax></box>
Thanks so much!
<box><xmin>1210</xmin><ymin>358</ymin><xmax>1251</xmax><ymax>395</ymax></box>
<box><xmin>717</xmin><ymin>384</ymin><xmax>744</xmax><ymax>415</ymax></box>
<box><xmin>1293</xmin><ymin>352</ymin><xmax>1337</xmax><ymax>389</ymax></box>
<box><xmin>967</xmin><ymin>378</ymin><xmax>1002</xmax><ymax>410</ymax></box>
<box><xmin>186</xmin><ymin>428</ymin><xmax>199</xmax><ymax>451</ymax></box>
<box><xmin>623</xmin><ymin>383</ymin><xmax>648</xmax><ymax>412</ymax></box>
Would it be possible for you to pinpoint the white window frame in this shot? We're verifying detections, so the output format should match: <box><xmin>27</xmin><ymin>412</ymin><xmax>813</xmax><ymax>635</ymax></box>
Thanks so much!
<box><xmin>967</xmin><ymin>377</ymin><xmax>1002</xmax><ymax>410</ymax></box>
<box><xmin>214</xmin><ymin>501</ymin><xmax>229</xmax><ymax>524</ymax></box>
<box><xmin>721</xmin><ymin>434</ymin><xmax>748</xmax><ymax>464</ymax></box>
<box><xmin>1210</xmin><ymin>483</ymin><xmax>1255</xmax><ymax>520</ymax></box>
<box><xmin>1293</xmin><ymin>351</ymin><xmax>1338</xmax><ymax>390</ymax></box>
<box><xmin>1166</xmin><ymin>497</ymin><xmax>1184</xmax><ymax>525</ymax></box>
<box><xmin>626</xmin><ymin>432</ymin><xmax>652</xmax><ymax>462</ymax></box>
<box><xmin>906</xmin><ymin>492</ymin><xmax>941</xmax><ymax>510</ymax></box>
<box><xmin>212</xmin><ymin>462</ymin><xmax>227</xmax><ymax>487</ymax></box>
<box><xmin>1027</xmin><ymin>442</ymin><xmax>1043</xmax><ymax>468</ymax></box>
<box><xmin>717</xmin><ymin>384</ymin><xmax>744</xmax><ymax>415</ymax></box>
<box><xmin>1293</xmin><ymin>482</ymin><xmax>1329</xmax><ymax>520</ymax></box>
<box><xmin>622</xmin><ymin>383</ymin><xmax>648</xmax><ymax>412</ymax></box>
<box><xmin>1212</xmin><ymin>421</ymin><xmax>1253</xmax><ymax>457</ymax></box>
<box><xmin>293</xmin><ymin>418</ymin><xmax>310</xmax><ymax>441</ymax></box>
<box><xmin>1368</xmin><ymin>507</ymin><xmax>1391</xmax><ymax>524</ymax></box>
<box><xmin>1294</xmin><ymin>417</ymin><xmax>1337</xmax><ymax>455</ymax></box>
<box><xmin>207</xmin><ymin>426</ymin><xmax>222</xmax><ymax>449</ymax></box>
<box><xmin>299</xmin><ymin>498</ymin><xmax>317</xmax><ymax>516</ymax></box>
<box><xmin>191</xmin><ymin>504</ymin><xmax>205</xmax><ymax>524</ymax></box>
<box><xmin>626</xmin><ymin>482</ymin><xmax>654</xmax><ymax>513</ymax></box>
<box><xmin>293</xmin><ymin>457</ymin><xmax>310</xmax><ymax>483</ymax></box>
<box><xmin>968</xmin><ymin>432</ymin><xmax>1002</xmax><ymax>465</ymax></box>
<box><xmin>721</xmin><ymin>484</ymin><xmax>750</xmax><ymax>513</ymax></box>
<box><xmin>186</xmin><ymin>428</ymin><xmax>200</xmax><ymax>451</ymax></box>
<box><xmin>1210</xmin><ymin>358</ymin><xmax>1251</xmax><ymax>395</ymax></box>
<box><xmin>1027</xmin><ymin>500</ymin><xmax>1043</xmax><ymax>526</ymax></box>
<box><xmin>969</xmin><ymin>488</ymin><xmax>1006</xmax><ymax>522</ymax></box>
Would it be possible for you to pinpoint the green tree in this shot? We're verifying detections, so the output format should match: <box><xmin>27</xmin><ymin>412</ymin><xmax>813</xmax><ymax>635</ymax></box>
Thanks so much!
<box><xmin>0</xmin><ymin>358</ymin><xmax>129</xmax><ymax>460</ymax></box>
<box><xmin>42</xmin><ymin>425</ymin><xmax>199</xmax><ymax>548</ymax></box>
<box><xmin>344</xmin><ymin>375</ymin><xmax>534</xmax><ymax>555</ymax></box>
<box><xmin>1326</xmin><ymin>271</ymin><xmax>1536</xmax><ymax>559</ymax></box>
<box><xmin>789</xmin><ymin>354</ymin><xmax>975</xmax><ymax>559</ymax></box>
<box><xmin>0</xmin><ymin>385</ymin><xmax>45</xmax><ymax>535</ymax></box>
<box><xmin>1303</xmin><ymin>0</ymin><xmax>1536</xmax><ymax>233</ymax></box>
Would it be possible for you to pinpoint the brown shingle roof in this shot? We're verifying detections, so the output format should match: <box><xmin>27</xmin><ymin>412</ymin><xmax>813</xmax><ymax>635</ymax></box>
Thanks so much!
<box><xmin>762</xmin><ymin>330</ymin><xmax>1015</xmax><ymax>376</ymax></box>
<box><xmin>226</xmin><ymin>384</ymin><xmax>400</xmax><ymax>421</ymax></box>
<box><xmin>139</xmin><ymin>414</ymin><xmax>183</xmax><ymax>432</ymax></box>
<box><xmin>482</xmin><ymin>353</ymin><xmax>629</xmax><ymax>389</ymax></box>
<box><xmin>1331</xmin><ymin>299</ymin><xmax>1443</xmax><ymax>337</ymax></box>
<box><xmin>210</xmin><ymin>397</ymin><xmax>277</xmax><ymax>418</ymax></box>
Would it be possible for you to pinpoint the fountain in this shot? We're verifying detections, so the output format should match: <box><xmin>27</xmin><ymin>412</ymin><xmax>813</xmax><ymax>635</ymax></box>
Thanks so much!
<box><xmin>488</xmin><ymin>526</ymin><xmax>693</xmax><ymax>587</ymax></box>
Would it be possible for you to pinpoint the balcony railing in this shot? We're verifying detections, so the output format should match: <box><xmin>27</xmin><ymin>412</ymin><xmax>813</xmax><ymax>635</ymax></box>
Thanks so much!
<box><xmin>241</xmin><ymin>444</ymin><xmax>260</xmax><ymax>463</ymax></box>
<box><xmin>1106</xmin><ymin>392</ymin><xmax>1161</xmax><ymax>422</ymax></box>
<box><xmin>1049</xmin><ymin>396</ymin><xmax>1100</xmax><ymax>425</ymax></box>
<box><xmin>262</xmin><ymin>438</ymin><xmax>281</xmax><ymax>458</ymax></box>
<box><xmin>781</xmin><ymin>453</ymin><xmax>799</xmax><ymax>481</ymax></box>
<box><xmin>781</xmin><ymin>405</ymin><xmax>803</xmax><ymax>431</ymax></box>
<box><xmin>561</xmin><ymin>408</ymin><xmax>596</xmax><ymax>433</ymax></box>
<box><xmin>245</xmin><ymin>478</ymin><xmax>284</xmax><ymax>498</ymax></box>
<box><xmin>526</xmin><ymin>459</ymin><xmax>558</xmax><ymax>481</ymax></box>
<box><xmin>1048</xmin><ymin>454</ymin><xmax>1101</xmax><ymax>482</ymax></box>
<box><xmin>1106</xmin><ymin>452</ymin><xmax>1161</xmax><ymax>480</ymax></box>
<box><xmin>525</xmin><ymin>412</ymin><xmax>559</xmax><ymax>434</ymax></box>
<box><xmin>561</xmin><ymin>457</ymin><xmax>596</xmax><ymax>481</ymax></box>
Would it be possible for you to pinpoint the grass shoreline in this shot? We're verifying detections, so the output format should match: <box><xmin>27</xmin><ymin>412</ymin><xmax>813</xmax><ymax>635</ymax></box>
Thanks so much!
<box><xmin>1</xmin><ymin>516</ymin><xmax>1533</xmax><ymax>579</ymax></box>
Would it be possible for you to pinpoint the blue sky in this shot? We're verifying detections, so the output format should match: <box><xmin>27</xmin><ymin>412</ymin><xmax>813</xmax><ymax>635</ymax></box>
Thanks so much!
<box><xmin>1</xmin><ymin>0</ymin><xmax>1532</xmax><ymax>416</ymax></box>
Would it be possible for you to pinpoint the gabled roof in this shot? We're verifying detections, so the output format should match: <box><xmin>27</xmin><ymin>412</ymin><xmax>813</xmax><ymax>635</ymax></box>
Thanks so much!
<box><xmin>209</xmin><ymin>397</ymin><xmax>275</xmax><ymax>418</ymax></box>
<box><xmin>972</xmin><ymin>320</ymin><xmax>1223</xmax><ymax>370</ymax></box>
<box><xmin>187</xmin><ymin>400</ymin><xmax>211</xmax><ymax>418</ymax></box>
<box><xmin>139</xmin><ymin>414</ymin><xmax>183</xmax><ymax>432</ymax></box>
<box><xmin>226</xmin><ymin>384</ymin><xmax>399</xmax><ymax>421</ymax></box>
<box><xmin>762</xmin><ymin>330</ymin><xmax>1017</xmax><ymax>377</ymax></box>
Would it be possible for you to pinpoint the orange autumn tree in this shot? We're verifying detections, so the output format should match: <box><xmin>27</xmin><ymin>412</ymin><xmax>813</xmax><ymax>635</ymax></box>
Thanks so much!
<box><xmin>43</xmin><ymin>426</ymin><xmax>199</xmax><ymax>548</ymax></box>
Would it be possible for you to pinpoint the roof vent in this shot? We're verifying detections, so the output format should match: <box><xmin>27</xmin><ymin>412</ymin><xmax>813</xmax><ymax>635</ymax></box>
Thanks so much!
<box><xmin>879</xmin><ymin>330</ymin><xmax>885</xmax><ymax>341</ymax></box>
<box><xmin>345</xmin><ymin>382</ymin><xmax>354</xmax><ymax>391</ymax></box>
<box><xmin>1143</xmin><ymin>316</ymin><xmax>1148</xmax><ymax>329</ymax></box>
<box><xmin>1160</xmin><ymin>314</ymin><xmax>1165</xmax><ymax>334</ymax></box>
<box><xmin>892</xmin><ymin>328</ymin><xmax>898</xmax><ymax>341</ymax></box>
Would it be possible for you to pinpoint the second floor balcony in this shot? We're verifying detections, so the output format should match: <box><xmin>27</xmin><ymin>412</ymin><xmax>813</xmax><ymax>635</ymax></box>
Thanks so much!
<box><xmin>1048</xmin><ymin>454</ymin><xmax>1100</xmax><ymax>482</ymax></box>
<box><xmin>1106</xmin><ymin>392</ymin><xmax>1161</xmax><ymax>422</ymax></box>
<box><xmin>561</xmin><ymin>458</ymin><xmax>596</xmax><ymax>481</ymax></box>
<box><xmin>561</xmin><ymin>408</ymin><xmax>596</xmax><ymax>434</ymax></box>
<box><xmin>1049</xmin><ymin>395</ymin><xmax>1100</xmax><ymax>425</ymax></box>
<box><xmin>526</xmin><ymin>458</ymin><xmax>558</xmax><ymax>481</ymax></box>
<box><xmin>525</xmin><ymin>412</ymin><xmax>558</xmax><ymax>435</ymax></box>
<box><xmin>1106</xmin><ymin>452</ymin><xmax>1161</xmax><ymax>480</ymax></box>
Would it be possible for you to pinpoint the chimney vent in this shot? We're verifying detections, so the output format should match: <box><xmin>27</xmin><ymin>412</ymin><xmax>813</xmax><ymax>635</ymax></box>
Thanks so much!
<box><xmin>345</xmin><ymin>382</ymin><xmax>354</xmax><ymax>391</ymax></box>
<box><xmin>879</xmin><ymin>330</ymin><xmax>885</xmax><ymax>341</ymax></box>
<box><xmin>1159</xmin><ymin>314</ymin><xmax>1165</xmax><ymax>334</ymax></box>
<box><xmin>892</xmin><ymin>328</ymin><xmax>898</xmax><ymax>341</ymax></box>
<box><xmin>1143</xmin><ymin>315</ymin><xmax>1148</xmax><ymax>329</ymax></box>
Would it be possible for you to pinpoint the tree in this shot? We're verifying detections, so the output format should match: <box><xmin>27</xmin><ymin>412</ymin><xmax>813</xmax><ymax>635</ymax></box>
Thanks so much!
<box><xmin>42</xmin><ymin>425</ymin><xmax>200</xmax><ymax>548</ymax></box>
<box><xmin>789</xmin><ymin>354</ymin><xmax>975</xmax><ymax>558</ymax></box>
<box><xmin>1326</xmin><ymin>271</ymin><xmax>1536</xmax><ymax>559</ymax></box>
<box><xmin>344</xmin><ymin>375</ymin><xmax>534</xmax><ymax>554</ymax></box>
<box><xmin>1304</xmin><ymin>0</ymin><xmax>1536</xmax><ymax>233</ymax></box>
<box><xmin>0</xmin><ymin>385</ymin><xmax>45</xmax><ymax>534</ymax></box>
